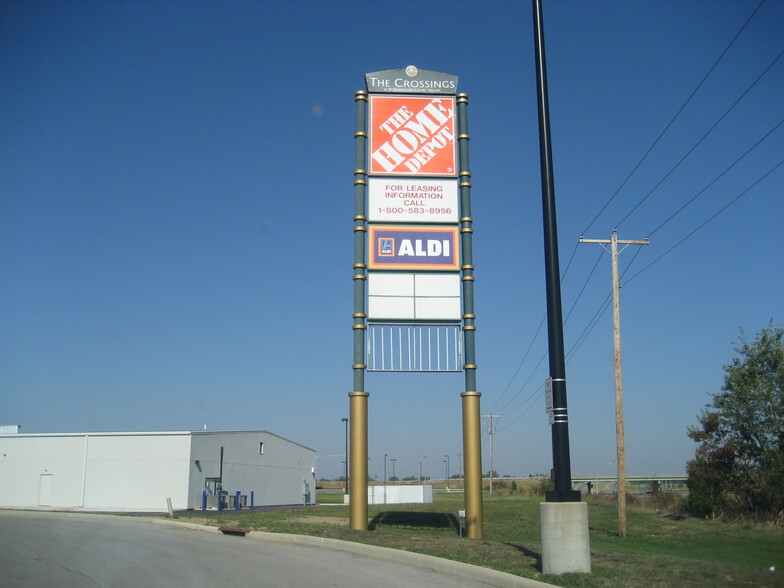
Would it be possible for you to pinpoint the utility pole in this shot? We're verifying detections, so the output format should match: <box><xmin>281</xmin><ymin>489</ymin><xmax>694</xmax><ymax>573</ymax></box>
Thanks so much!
<box><xmin>482</xmin><ymin>415</ymin><xmax>499</xmax><ymax>495</ymax></box>
<box><xmin>579</xmin><ymin>229</ymin><xmax>648</xmax><ymax>538</ymax></box>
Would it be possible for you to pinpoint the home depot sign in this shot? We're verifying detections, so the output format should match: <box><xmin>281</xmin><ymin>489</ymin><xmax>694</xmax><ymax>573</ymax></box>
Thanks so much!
<box><xmin>369</xmin><ymin>95</ymin><xmax>456</xmax><ymax>176</ymax></box>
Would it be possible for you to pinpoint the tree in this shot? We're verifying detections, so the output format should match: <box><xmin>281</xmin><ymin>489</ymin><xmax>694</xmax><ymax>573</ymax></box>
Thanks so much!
<box><xmin>686</xmin><ymin>322</ymin><xmax>784</xmax><ymax>521</ymax></box>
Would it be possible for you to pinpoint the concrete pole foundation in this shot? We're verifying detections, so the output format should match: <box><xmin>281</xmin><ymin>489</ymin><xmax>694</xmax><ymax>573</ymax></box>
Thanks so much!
<box><xmin>539</xmin><ymin>501</ymin><xmax>591</xmax><ymax>575</ymax></box>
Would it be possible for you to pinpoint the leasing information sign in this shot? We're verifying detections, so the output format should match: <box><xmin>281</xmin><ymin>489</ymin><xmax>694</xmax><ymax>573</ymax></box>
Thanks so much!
<box><xmin>367</xmin><ymin>178</ymin><xmax>458</xmax><ymax>223</ymax></box>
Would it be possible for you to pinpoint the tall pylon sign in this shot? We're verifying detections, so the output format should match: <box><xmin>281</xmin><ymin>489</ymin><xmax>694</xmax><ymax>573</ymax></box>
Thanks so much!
<box><xmin>352</xmin><ymin>66</ymin><xmax>484</xmax><ymax>538</ymax></box>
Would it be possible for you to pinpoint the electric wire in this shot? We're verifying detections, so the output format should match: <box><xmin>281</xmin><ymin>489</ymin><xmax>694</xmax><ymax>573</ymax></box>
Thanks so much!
<box><xmin>489</xmin><ymin>240</ymin><xmax>576</xmax><ymax>412</ymax></box>
<box><xmin>564</xmin><ymin>250</ymin><xmax>604</xmax><ymax>324</ymax></box>
<box><xmin>490</xmin><ymin>314</ymin><xmax>546</xmax><ymax>411</ymax></box>
<box><xmin>614</xmin><ymin>48</ymin><xmax>783</xmax><ymax>229</ymax></box>
<box><xmin>563</xmin><ymin>244</ymin><xmax>645</xmax><ymax>364</ymax></box>
<box><xmin>580</xmin><ymin>0</ymin><xmax>767</xmax><ymax>237</ymax></box>
<box><xmin>495</xmin><ymin>382</ymin><xmax>546</xmax><ymax>433</ymax></box>
<box><xmin>565</xmin><ymin>292</ymin><xmax>612</xmax><ymax>363</ymax></box>
<box><xmin>645</xmin><ymin>118</ymin><xmax>784</xmax><ymax>238</ymax></box>
<box><xmin>496</xmin><ymin>351</ymin><xmax>548</xmax><ymax>416</ymax></box>
<box><xmin>496</xmin><ymin>157</ymin><xmax>784</xmax><ymax>435</ymax></box>
<box><xmin>624</xmin><ymin>158</ymin><xmax>784</xmax><ymax>286</ymax></box>
<box><xmin>490</xmin><ymin>249</ymin><xmax>603</xmax><ymax>414</ymax></box>
<box><xmin>495</xmin><ymin>245</ymin><xmax>641</xmax><ymax>434</ymax></box>
<box><xmin>571</xmin><ymin>120</ymin><xmax>784</xmax><ymax>353</ymax></box>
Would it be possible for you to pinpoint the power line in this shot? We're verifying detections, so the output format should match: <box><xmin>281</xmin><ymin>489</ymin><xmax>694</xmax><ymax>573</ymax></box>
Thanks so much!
<box><xmin>564</xmin><ymin>250</ymin><xmax>604</xmax><ymax>323</ymax></box>
<box><xmin>565</xmin><ymin>122</ymin><xmax>784</xmax><ymax>361</ymax></box>
<box><xmin>493</xmin><ymin>152</ymin><xmax>784</xmax><ymax>430</ymax></box>
<box><xmin>581</xmin><ymin>0</ymin><xmax>767</xmax><ymax>236</ymax></box>
<box><xmin>646</xmin><ymin>118</ymin><xmax>784</xmax><ymax>238</ymax></box>
<box><xmin>490</xmin><ymin>314</ymin><xmax>546</xmax><ymax>412</ymax></box>
<box><xmin>497</xmin><ymin>351</ymin><xmax>548</xmax><ymax>415</ymax></box>
<box><xmin>541</xmin><ymin>56</ymin><xmax>783</xmax><ymax>380</ymax></box>
<box><xmin>624</xmin><ymin>158</ymin><xmax>784</xmax><ymax>285</ymax></box>
<box><xmin>495</xmin><ymin>383</ymin><xmax>545</xmax><ymax>433</ymax></box>
<box><xmin>615</xmin><ymin>48</ymin><xmax>784</xmax><ymax>229</ymax></box>
<box><xmin>489</xmin><ymin>249</ymin><xmax>603</xmax><ymax>414</ymax></box>
<box><xmin>566</xmin><ymin>292</ymin><xmax>612</xmax><ymax>361</ymax></box>
<box><xmin>494</xmin><ymin>151</ymin><xmax>782</xmax><ymax>424</ymax></box>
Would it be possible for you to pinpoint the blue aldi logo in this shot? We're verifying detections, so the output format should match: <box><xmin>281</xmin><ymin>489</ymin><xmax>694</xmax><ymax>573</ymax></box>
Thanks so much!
<box><xmin>379</xmin><ymin>238</ymin><xmax>395</xmax><ymax>256</ymax></box>
<box><xmin>368</xmin><ymin>225</ymin><xmax>459</xmax><ymax>271</ymax></box>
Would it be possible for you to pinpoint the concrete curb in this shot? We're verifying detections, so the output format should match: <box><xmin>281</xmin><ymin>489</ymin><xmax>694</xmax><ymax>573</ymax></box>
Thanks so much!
<box><xmin>152</xmin><ymin>518</ymin><xmax>553</xmax><ymax>588</ymax></box>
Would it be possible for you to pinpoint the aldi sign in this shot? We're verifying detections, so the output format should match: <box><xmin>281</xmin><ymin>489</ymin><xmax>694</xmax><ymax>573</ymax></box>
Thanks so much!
<box><xmin>368</xmin><ymin>225</ymin><xmax>459</xmax><ymax>271</ymax></box>
<box><xmin>368</xmin><ymin>95</ymin><xmax>456</xmax><ymax>176</ymax></box>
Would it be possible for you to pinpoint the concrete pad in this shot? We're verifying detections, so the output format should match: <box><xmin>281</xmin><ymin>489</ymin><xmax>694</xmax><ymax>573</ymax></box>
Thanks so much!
<box><xmin>539</xmin><ymin>502</ymin><xmax>591</xmax><ymax>575</ymax></box>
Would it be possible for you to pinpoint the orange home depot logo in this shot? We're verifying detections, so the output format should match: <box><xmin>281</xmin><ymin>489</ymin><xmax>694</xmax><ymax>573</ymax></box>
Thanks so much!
<box><xmin>369</xmin><ymin>95</ymin><xmax>456</xmax><ymax>176</ymax></box>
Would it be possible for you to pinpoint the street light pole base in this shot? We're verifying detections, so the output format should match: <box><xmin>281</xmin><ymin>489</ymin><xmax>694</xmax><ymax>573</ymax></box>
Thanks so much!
<box><xmin>545</xmin><ymin>490</ymin><xmax>581</xmax><ymax>502</ymax></box>
<box><xmin>540</xmin><ymin>501</ymin><xmax>591</xmax><ymax>575</ymax></box>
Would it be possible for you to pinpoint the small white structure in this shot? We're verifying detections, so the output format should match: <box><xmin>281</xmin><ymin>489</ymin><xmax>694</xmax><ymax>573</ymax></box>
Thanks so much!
<box><xmin>0</xmin><ymin>429</ymin><xmax>316</xmax><ymax>512</ymax></box>
<box><xmin>368</xmin><ymin>485</ymin><xmax>433</xmax><ymax>505</ymax></box>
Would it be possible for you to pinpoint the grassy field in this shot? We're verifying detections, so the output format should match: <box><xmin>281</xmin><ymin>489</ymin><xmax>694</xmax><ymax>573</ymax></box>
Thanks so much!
<box><xmin>178</xmin><ymin>492</ymin><xmax>783</xmax><ymax>587</ymax></box>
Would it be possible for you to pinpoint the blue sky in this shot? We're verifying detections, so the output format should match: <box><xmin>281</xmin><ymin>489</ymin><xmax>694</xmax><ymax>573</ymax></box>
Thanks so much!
<box><xmin>2</xmin><ymin>0</ymin><xmax>782</xmax><ymax>481</ymax></box>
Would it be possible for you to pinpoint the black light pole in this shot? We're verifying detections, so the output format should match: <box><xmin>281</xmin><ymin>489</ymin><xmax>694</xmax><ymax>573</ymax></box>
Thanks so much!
<box><xmin>532</xmin><ymin>0</ymin><xmax>580</xmax><ymax>503</ymax></box>
<box><xmin>341</xmin><ymin>418</ymin><xmax>349</xmax><ymax>494</ymax></box>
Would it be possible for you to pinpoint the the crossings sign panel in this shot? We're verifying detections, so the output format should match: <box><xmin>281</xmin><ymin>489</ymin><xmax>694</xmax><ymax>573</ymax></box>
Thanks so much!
<box><xmin>368</xmin><ymin>95</ymin><xmax>457</xmax><ymax>176</ymax></box>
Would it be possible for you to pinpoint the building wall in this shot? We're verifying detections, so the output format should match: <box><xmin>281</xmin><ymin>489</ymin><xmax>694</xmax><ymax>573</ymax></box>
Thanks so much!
<box><xmin>82</xmin><ymin>433</ymin><xmax>191</xmax><ymax>510</ymax></box>
<box><xmin>0</xmin><ymin>430</ymin><xmax>316</xmax><ymax>512</ymax></box>
<box><xmin>0</xmin><ymin>435</ymin><xmax>89</xmax><ymax>508</ymax></box>
<box><xmin>0</xmin><ymin>432</ymin><xmax>192</xmax><ymax>511</ymax></box>
<box><xmin>187</xmin><ymin>431</ymin><xmax>316</xmax><ymax>509</ymax></box>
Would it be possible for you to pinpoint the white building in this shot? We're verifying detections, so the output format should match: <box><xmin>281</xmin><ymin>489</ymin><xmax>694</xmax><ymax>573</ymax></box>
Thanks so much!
<box><xmin>0</xmin><ymin>428</ymin><xmax>316</xmax><ymax>512</ymax></box>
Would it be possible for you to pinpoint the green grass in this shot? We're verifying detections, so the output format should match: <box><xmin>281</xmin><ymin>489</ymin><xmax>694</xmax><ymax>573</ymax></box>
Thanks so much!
<box><xmin>313</xmin><ymin>491</ymin><xmax>346</xmax><ymax>504</ymax></box>
<box><xmin>178</xmin><ymin>494</ymin><xmax>784</xmax><ymax>587</ymax></box>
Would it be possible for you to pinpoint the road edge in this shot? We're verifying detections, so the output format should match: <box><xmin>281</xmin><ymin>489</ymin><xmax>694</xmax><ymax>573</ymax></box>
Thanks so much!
<box><xmin>151</xmin><ymin>517</ymin><xmax>553</xmax><ymax>588</ymax></box>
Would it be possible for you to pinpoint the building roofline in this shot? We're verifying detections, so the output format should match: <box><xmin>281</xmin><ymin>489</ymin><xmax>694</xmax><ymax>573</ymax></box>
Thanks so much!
<box><xmin>0</xmin><ymin>431</ymin><xmax>192</xmax><ymax>438</ymax></box>
<box><xmin>0</xmin><ymin>429</ymin><xmax>316</xmax><ymax>453</ymax></box>
<box><xmin>190</xmin><ymin>429</ymin><xmax>316</xmax><ymax>453</ymax></box>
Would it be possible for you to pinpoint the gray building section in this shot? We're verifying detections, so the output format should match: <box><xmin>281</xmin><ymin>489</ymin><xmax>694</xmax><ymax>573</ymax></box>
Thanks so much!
<box><xmin>187</xmin><ymin>430</ymin><xmax>316</xmax><ymax>510</ymax></box>
<box><xmin>0</xmin><ymin>429</ymin><xmax>316</xmax><ymax>512</ymax></box>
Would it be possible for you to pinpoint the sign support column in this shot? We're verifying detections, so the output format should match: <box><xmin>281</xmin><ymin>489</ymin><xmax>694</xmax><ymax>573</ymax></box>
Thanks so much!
<box><xmin>457</xmin><ymin>92</ymin><xmax>483</xmax><ymax>539</ymax></box>
<box><xmin>350</xmin><ymin>90</ymin><xmax>369</xmax><ymax>530</ymax></box>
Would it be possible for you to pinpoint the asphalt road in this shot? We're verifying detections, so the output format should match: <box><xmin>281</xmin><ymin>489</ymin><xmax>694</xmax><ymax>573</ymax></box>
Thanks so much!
<box><xmin>0</xmin><ymin>511</ymin><xmax>522</xmax><ymax>588</ymax></box>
